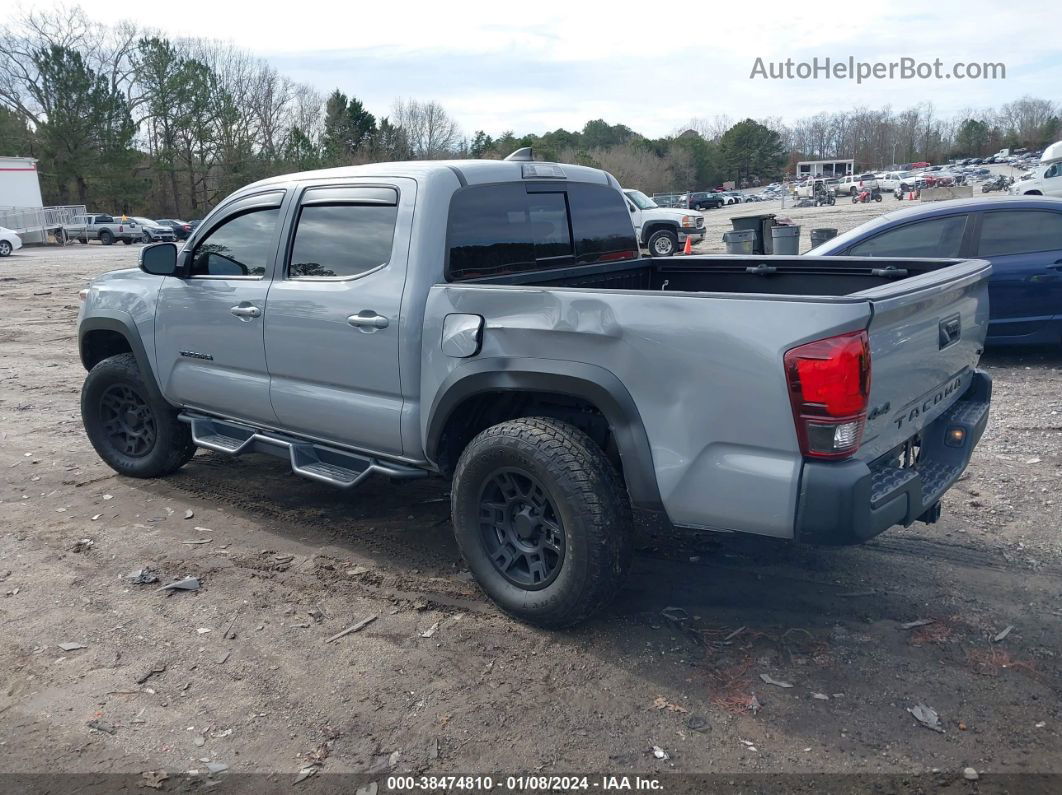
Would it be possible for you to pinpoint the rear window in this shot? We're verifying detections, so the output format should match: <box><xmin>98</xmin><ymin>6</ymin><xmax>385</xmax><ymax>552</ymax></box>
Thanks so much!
<box><xmin>446</xmin><ymin>182</ymin><xmax>637</xmax><ymax>281</ymax></box>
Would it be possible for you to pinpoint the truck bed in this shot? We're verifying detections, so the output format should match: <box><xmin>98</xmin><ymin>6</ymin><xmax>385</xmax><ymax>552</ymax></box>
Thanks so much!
<box><xmin>424</xmin><ymin>253</ymin><xmax>990</xmax><ymax>538</ymax></box>
<box><xmin>463</xmin><ymin>254</ymin><xmax>968</xmax><ymax>298</ymax></box>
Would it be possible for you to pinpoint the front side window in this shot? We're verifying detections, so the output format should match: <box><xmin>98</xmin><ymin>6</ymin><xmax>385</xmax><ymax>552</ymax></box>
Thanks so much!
<box><xmin>190</xmin><ymin>207</ymin><xmax>280</xmax><ymax>277</ymax></box>
<box><xmin>977</xmin><ymin>211</ymin><xmax>1062</xmax><ymax>257</ymax></box>
<box><xmin>847</xmin><ymin>215</ymin><xmax>968</xmax><ymax>258</ymax></box>
<box><xmin>289</xmin><ymin>203</ymin><xmax>399</xmax><ymax>279</ymax></box>
<box><xmin>625</xmin><ymin>190</ymin><xmax>657</xmax><ymax>210</ymax></box>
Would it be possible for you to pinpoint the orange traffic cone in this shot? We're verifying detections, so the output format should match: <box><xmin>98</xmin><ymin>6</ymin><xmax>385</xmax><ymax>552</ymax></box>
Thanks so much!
<box><xmin>682</xmin><ymin>236</ymin><xmax>693</xmax><ymax>255</ymax></box>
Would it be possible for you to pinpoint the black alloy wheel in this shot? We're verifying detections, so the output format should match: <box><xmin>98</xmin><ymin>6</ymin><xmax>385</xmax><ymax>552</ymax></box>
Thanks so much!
<box><xmin>98</xmin><ymin>383</ymin><xmax>157</xmax><ymax>458</ymax></box>
<box><xmin>478</xmin><ymin>468</ymin><xmax>566</xmax><ymax>589</ymax></box>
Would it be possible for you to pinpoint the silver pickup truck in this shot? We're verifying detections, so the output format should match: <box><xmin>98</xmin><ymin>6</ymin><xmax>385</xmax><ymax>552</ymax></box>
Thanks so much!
<box><xmin>77</xmin><ymin>150</ymin><xmax>992</xmax><ymax>627</ymax></box>
<box><xmin>64</xmin><ymin>213</ymin><xmax>140</xmax><ymax>245</ymax></box>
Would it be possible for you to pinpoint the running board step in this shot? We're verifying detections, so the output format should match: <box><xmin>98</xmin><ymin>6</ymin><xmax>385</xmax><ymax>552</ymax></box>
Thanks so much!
<box><xmin>181</xmin><ymin>413</ymin><xmax>426</xmax><ymax>489</ymax></box>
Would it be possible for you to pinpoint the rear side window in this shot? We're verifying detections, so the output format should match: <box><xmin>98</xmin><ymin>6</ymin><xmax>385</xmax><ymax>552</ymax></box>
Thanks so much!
<box><xmin>977</xmin><ymin>210</ymin><xmax>1062</xmax><ymax>257</ymax></box>
<box><xmin>447</xmin><ymin>182</ymin><xmax>637</xmax><ymax>281</ymax></box>
<box><xmin>847</xmin><ymin>215</ymin><xmax>968</xmax><ymax>258</ymax></box>
<box><xmin>289</xmin><ymin>202</ymin><xmax>399</xmax><ymax>279</ymax></box>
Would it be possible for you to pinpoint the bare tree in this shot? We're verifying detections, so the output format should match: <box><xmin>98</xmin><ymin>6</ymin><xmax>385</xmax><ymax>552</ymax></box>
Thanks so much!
<box><xmin>392</xmin><ymin>97</ymin><xmax>459</xmax><ymax>159</ymax></box>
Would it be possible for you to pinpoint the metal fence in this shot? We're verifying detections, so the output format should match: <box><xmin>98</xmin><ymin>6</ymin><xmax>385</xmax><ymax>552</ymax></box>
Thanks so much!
<box><xmin>0</xmin><ymin>205</ymin><xmax>85</xmax><ymax>243</ymax></box>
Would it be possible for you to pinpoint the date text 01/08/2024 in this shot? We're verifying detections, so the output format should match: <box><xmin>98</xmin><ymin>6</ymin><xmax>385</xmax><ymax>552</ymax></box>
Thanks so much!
<box><xmin>385</xmin><ymin>775</ymin><xmax>663</xmax><ymax>791</ymax></box>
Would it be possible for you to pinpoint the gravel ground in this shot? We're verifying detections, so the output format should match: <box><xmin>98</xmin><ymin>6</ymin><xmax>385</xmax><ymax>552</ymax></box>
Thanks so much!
<box><xmin>1</xmin><ymin>241</ymin><xmax>1060</xmax><ymax>790</ymax></box>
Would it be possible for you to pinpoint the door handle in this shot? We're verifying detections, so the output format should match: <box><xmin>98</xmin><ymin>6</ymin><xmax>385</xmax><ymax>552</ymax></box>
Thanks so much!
<box><xmin>230</xmin><ymin>304</ymin><xmax>262</xmax><ymax>319</ymax></box>
<box><xmin>347</xmin><ymin>312</ymin><xmax>389</xmax><ymax>330</ymax></box>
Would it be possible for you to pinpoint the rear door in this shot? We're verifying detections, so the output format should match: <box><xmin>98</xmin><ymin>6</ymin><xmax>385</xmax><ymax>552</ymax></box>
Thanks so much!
<box><xmin>972</xmin><ymin>208</ymin><xmax>1062</xmax><ymax>340</ymax></box>
<box><xmin>264</xmin><ymin>181</ymin><xmax>413</xmax><ymax>456</ymax></box>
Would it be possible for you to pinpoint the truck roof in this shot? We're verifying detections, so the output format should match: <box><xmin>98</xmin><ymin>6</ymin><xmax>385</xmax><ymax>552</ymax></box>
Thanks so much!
<box><xmin>242</xmin><ymin>159</ymin><xmax>617</xmax><ymax>192</ymax></box>
<box><xmin>1041</xmin><ymin>141</ymin><xmax>1062</xmax><ymax>163</ymax></box>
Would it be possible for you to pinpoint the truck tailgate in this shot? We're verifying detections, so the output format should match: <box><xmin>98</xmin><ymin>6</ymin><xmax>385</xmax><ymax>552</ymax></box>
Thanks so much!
<box><xmin>857</xmin><ymin>258</ymin><xmax>991</xmax><ymax>462</ymax></box>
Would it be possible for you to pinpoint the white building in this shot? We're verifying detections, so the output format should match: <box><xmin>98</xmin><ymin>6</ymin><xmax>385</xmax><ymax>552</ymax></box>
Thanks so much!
<box><xmin>0</xmin><ymin>155</ymin><xmax>44</xmax><ymax>208</ymax></box>
<box><xmin>0</xmin><ymin>156</ymin><xmax>83</xmax><ymax>245</ymax></box>
<box><xmin>795</xmin><ymin>159</ymin><xmax>855</xmax><ymax>179</ymax></box>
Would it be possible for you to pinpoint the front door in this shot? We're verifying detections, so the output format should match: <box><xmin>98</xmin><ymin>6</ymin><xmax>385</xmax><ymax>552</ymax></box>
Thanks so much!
<box><xmin>974</xmin><ymin>208</ymin><xmax>1062</xmax><ymax>340</ymax></box>
<box><xmin>1043</xmin><ymin>162</ymin><xmax>1062</xmax><ymax>198</ymax></box>
<box><xmin>153</xmin><ymin>191</ymin><xmax>286</xmax><ymax>425</ymax></box>
<box><xmin>264</xmin><ymin>181</ymin><xmax>413</xmax><ymax>457</ymax></box>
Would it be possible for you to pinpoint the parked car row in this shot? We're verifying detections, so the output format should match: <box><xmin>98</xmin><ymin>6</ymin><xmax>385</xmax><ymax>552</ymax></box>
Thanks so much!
<box><xmin>61</xmin><ymin>214</ymin><xmax>201</xmax><ymax>245</ymax></box>
<box><xmin>649</xmin><ymin>190</ymin><xmax>760</xmax><ymax>210</ymax></box>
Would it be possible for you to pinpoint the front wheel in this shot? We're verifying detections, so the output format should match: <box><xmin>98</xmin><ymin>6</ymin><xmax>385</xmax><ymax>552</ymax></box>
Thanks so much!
<box><xmin>451</xmin><ymin>417</ymin><xmax>633</xmax><ymax>628</ymax></box>
<box><xmin>142</xmin><ymin>232</ymin><xmax>152</xmax><ymax>243</ymax></box>
<box><xmin>647</xmin><ymin>229</ymin><xmax>678</xmax><ymax>257</ymax></box>
<box><xmin>81</xmin><ymin>353</ymin><xmax>196</xmax><ymax>478</ymax></box>
<box><xmin>122</xmin><ymin>237</ymin><xmax>133</xmax><ymax>245</ymax></box>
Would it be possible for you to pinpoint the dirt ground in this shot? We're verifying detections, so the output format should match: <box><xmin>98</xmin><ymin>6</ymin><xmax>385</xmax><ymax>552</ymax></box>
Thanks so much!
<box><xmin>1</xmin><ymin>239</ymin><xmax>1061</xmax><ymax>791</ymax></box>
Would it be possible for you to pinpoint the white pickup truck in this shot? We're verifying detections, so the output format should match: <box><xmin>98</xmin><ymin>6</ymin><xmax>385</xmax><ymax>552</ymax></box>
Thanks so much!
<box><xmin>621</xmin><ymin>189</ymin><xmax>705</xmax><ymax>256</ymax></box>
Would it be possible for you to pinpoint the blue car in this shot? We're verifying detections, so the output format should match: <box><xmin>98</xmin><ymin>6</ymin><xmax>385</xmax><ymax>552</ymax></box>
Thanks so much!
<box><xmin>808</xmin><ymin>196</ymin><xmax>1062</xmax><ymax>346</ymax></box>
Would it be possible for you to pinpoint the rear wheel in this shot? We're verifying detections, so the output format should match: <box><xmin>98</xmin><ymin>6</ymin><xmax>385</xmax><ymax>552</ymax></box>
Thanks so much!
<box><xmin>451</xmin><ymin>417</ymin><xmax>633</xmax><ymax>628</ymax></box>
<box><xmin>122</xmin><ymin>237</ymin><xmax>133</xmax><ymax>245</ymax></box>
<box><xmin>0</xmin><ymin>240</ymin><xmax>11</xmax><ymax>257</ymax></box>
<box><xmin>81</xmin><ymin>353</ymin><xmax>196</xmax><ymax>478</ymax></box>
<box><xmin>100</xmin><ymin>230</ymin><xmax>113</xmax><ymax>245</ymax></box>
<box><xmin>647</xmin><ymin>229</ymin><xmax>678</xmax><ymax>257</ymax></box>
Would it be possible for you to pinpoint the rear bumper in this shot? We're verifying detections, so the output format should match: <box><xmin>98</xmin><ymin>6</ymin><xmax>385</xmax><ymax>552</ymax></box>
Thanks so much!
<box><xmin>794</xmin><ymin>370</ymin><xmax>991</xmax><ymax>545</ymax></box>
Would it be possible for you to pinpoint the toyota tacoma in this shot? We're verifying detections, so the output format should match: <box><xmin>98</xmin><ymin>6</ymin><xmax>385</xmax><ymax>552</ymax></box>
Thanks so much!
<box><xmin>77</xmin><ymin>149</ymin><xmax>992</xmax><ymax>627</ymax></box>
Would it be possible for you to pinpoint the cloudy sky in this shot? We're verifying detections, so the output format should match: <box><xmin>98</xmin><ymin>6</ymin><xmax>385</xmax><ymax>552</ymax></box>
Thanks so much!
<box><xmin>29</xmin><ymin>0</ymin><xmax>1062</xmax><ymax>137</ymax></box>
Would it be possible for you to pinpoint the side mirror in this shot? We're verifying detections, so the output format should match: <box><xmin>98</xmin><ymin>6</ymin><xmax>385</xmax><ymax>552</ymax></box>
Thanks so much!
<box><xmin>140</xmin><ymin>242</ymin><xmax>178</xmax><ymax>276</ymax></box>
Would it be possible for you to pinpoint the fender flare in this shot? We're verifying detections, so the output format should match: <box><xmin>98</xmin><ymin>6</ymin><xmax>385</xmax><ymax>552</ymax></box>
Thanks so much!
<box><xmin>425</xmin><ymin>358</ymin><xmax>663</xmax><ymax>510</ymax></box>
<box><xmin>79</xmin><ymin>314</ymin><xmax>166</xmax><ymax>403</ymax></box>
<box><xmin>641</xmin><ymin>221</ymin><xmax>679</xmax><ymax>246</ymax></box>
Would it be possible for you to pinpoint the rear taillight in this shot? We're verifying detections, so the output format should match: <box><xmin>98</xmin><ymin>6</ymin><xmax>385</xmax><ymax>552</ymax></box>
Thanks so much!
<box><xmin>784</xmin><ymin>330</ymin><xmax>871</xmax><ymax>460</ymax></box>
